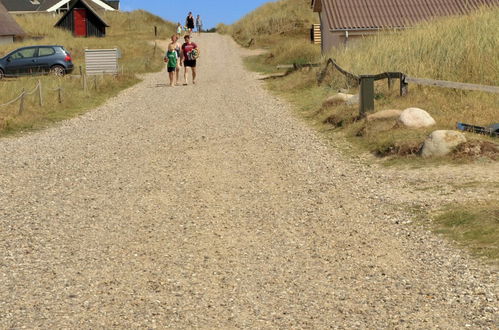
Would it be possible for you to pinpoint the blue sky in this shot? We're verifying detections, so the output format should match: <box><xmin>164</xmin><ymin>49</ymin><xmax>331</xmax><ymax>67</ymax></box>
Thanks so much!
<box><xmin>120</xmin><ymin>0</ymin><xmax>275</xmax><ymax>29</ymax></box>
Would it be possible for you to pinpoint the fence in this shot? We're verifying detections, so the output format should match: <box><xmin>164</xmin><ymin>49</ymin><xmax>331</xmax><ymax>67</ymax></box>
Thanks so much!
<box><xmin>0</xmin><ymin>68</ymin><xmax>114</xmax><ymax>118</ymax></box>
<box><xmin>317</xmin><ymin>58</ymin><xmax>499</xmax><ymax>117</ymax></box>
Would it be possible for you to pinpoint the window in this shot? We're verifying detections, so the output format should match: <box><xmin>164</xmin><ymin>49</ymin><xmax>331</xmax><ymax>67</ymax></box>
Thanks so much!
<box><xmin>10</xmin><ymin>48</ymin><xmax>37</xmax><ymax>60</ymax></box>
<box><xmin>38</xmin><ymin>47</ymin><xmax>55</xmax><ymax>57</ymax></box>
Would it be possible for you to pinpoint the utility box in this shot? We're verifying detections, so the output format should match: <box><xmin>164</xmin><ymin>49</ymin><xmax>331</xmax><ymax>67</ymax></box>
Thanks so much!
<box><xmin>84</xmin><ymin>48</ymin><xmax>119</xmax><ymax>75</ymax></box>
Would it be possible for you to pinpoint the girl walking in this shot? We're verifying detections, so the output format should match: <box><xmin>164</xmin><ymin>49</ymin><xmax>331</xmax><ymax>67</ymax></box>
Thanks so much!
<box><xmin>170</xmin><ymin>34</ymin><xmax>182</xmax><ymax>85</ymax></box>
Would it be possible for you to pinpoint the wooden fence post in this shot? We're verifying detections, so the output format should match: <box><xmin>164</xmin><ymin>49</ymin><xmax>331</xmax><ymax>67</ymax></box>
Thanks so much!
<box><xmin>19</xmin><ymin>89</ymin><xmax>25</xmax><ymax>114</ymax></box>
<box><xmin>58</xmin><ymin>87</ymin><xmax>62</xmax><ymax>103</ymax></box>
<box><xmin>38</xmin><ymin>80</ymin><xmax>43</xmax><ymax>107</ymax></box>
<box><xmin>400</xmin><ymin>75</ymin><xmax>408</xmax><ymax>96</ymax></box>
<box><xmin>154</xmin><ymin>25</ymin><xmax>158</xmax><ymax>37</ymax></box>
<box><xmin>359</xmin><ymin>75</ymin><xmax>375</xmax><ymax>117</ymax></box>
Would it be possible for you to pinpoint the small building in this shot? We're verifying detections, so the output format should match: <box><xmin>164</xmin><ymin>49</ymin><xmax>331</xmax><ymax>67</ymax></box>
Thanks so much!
<box><xmin>0</xmin><ymin>1</ymin><xmax>26</xmax><ymax>45</ymax></box>
<box><xmin>41</xmin><ymin>0</ymin><xmax>115</xmax><ymax>13</ymax></box>
<box><xmin>0</xmin><ymin>0</ymin><xmax>40</xmax><ymax>14</ymax></box>
<box><xmin>54</xmin><ymin>0</ymin><xmax>109</xmax><ymax>37</ymax></box>
<box><xmin>103</xmin><ymin>0</ymin><xmax>119</xmax><ymax>10</ymax></box>
<box><xmin>312</xmin><ymin>0</ymin><xmax>499</xmax><ymax>53</ymax></box>
<box><xmin>1</xmin><ymin>0</ymin><xmax>115</xmax><ymax>14</ymax></box>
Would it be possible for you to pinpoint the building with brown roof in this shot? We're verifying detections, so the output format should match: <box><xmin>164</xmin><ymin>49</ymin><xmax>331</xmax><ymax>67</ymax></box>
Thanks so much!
<box><xmin>0</xmin><ymin>0</ymin><xmax>26</xmax><ymax>45</ymax></box>
<box><xmin>312</xmin><ymin>0</ymin><xmax>499</xmax><ymax>52</ymax></box>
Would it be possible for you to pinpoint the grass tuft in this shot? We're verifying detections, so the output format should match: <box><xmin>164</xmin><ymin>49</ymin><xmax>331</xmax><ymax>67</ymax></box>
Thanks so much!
<box><xmin>433</xmin><ymin>202</ymin><xmax>499</xmax><ymax>263</ymax></box>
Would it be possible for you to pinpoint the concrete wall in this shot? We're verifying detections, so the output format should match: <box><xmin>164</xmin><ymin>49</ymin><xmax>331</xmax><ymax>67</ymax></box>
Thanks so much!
<box><xmin>0</xmin><ymin>36</ymin><xmax>14</xmax><ymax>45</ymax></box>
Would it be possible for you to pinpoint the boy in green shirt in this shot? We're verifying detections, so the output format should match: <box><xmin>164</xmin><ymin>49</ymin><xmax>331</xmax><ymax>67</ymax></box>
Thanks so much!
<box><xmin>164</xmin><ymin>44</ymin><xmax>178</xmax><ymax>87</ymax></box>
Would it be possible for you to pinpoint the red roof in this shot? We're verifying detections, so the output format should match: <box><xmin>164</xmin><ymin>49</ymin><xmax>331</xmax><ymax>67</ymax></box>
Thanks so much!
<box><xmin>313</xmin><ymin>0</ymin><xmax>499</xmax><ymax>30</ymax></box>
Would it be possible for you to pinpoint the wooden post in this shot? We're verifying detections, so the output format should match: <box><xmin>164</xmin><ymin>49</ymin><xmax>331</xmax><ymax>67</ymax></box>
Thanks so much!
<box><xmin>388</xmin><ymin>77</ymin><xmax>393</xmax><ymax>90</ymax></box>
<box><xmin>38</xmin><ymin>80</ymin><xmax>43</xmax><ymax>107</ymax></box>
<box><xmin>400</xmin><ymin>75</ymin><xmax>408</xmax><ymax>96</ymax></box>
<box><xmin>359</xmin><ymin>76</ymin><xmax>375</xmax><ymax>117</ymax></box>
<box><xmin>58</xmin><ymin>87</ymin><xmax>62</xmax><ymax>103</ymax></box>
<box><xmin>154</xmin><ymin>26</ymin><xmax>158</xmax><ymax>37</ymax></box>
<box><xmin>19</xmin><ymin>89</ymin><xmax>25</xmax><ymax>114</ymax></box>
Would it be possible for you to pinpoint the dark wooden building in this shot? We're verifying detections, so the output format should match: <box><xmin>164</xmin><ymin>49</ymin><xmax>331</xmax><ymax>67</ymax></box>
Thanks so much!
<box><xmin>54</xmin><ymin>0</ymin><xmax>109</xmax><ymax>37</ymax></box>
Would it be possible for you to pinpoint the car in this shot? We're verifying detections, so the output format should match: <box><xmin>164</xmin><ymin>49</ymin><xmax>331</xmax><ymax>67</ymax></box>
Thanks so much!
<box><xmin>0</xmin><ymin>45</ymin><xmax>74</xmax><ymax>79</ymax></box>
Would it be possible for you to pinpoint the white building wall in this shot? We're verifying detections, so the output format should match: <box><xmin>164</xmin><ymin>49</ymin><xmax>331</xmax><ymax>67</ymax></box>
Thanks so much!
<box><xmin>0</xmin><ymin>36</ymin><xmax>14</xmax><ymax>45</ymax></box>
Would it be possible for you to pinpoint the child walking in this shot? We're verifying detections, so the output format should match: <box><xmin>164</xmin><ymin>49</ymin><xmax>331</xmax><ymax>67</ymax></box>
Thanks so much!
<box><xmin>164</xmin><ymin>44</ymin><xmax>178</xmax><ymax>87</ymax></box>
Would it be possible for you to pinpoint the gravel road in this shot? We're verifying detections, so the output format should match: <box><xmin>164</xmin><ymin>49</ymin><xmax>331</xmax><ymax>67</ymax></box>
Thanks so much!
<box><xmin>1</xmin><ymin>34</ymin><xmax>497</xmax><ymax>328</ymax></box>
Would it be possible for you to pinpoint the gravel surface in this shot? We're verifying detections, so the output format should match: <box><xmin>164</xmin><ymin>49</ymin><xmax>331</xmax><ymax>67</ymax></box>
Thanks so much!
<box><xmin>0</xmin><ymin>34</ymin><xmax>497</xmax><ymax>328</ymax></box>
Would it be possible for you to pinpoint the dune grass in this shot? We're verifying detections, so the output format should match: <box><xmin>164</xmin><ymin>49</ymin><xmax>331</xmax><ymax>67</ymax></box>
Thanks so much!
<box><xmin>219</xmin><ymin>0</ymin><xmax>321</xmax><ymax>66</ymax></box>
<box><xmin>0</xmin><ymin>10</ymin><xmax>174</xmax><ymax>136</ymax></box>
<box><xmin>252</xmin><ymin>6</ymin><xmax>499</xmax><ymax>162</ymax></box>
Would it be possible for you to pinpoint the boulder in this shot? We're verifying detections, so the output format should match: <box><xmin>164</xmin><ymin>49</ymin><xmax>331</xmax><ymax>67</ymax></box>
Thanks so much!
<box><xmin>323</xmin><ymin>93</ymin><xmax>356</xmax><ymax>107</ymax></box>
<box><xmin>367</xmin><ymin>109</ymin><xmax>402</xmax><ymax>122</ymax></box>
<box><xmin>399</xmin><ymin>107</ymin><xmax>436</xmax><ymax>128</ymax></box>
<box><xmin>421</xmin><ymin>130</ymin><xmax>467</xmax><ymax>157</ymax></box>
<box><xmin>346</xmin><ymin>94</ymin><xmax>360</xmax><ymax>106</ymax></box>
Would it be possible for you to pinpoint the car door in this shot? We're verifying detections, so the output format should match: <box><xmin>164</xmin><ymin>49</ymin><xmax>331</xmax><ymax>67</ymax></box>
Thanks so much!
<box><xmin>36</xmin><ymin>47</ymin><xmax>57</xmax><ymax>73</ymax></box>
<box><xmin>4</xmin><ymin>47</ymin><xmax>38</xmax><ymax>76</ymax></box>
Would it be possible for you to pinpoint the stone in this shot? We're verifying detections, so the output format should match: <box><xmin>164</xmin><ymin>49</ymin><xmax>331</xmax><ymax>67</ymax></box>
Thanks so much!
<box><xmin>367</xmin><ymin>109</ymin><xmax>402</xmax><ymax>122</ymax></box>
<box><xmin>346</xmin><ymin>94</ymin><xmax>360</xmax><ymax>106</ymax></box>
<box><xmin>421</xmin><ymin>130</ymin><xmax>467</xmax><ymax>157</ymax></box>
<box><xmin>399</xmin><ymin>107</ymin><xmax>436</xmax><ymax>128</ymax></box>
<box><xmin>323</xmin><ymin>93</ymin><xmax>356</xmax><ymax>107</ymax></box>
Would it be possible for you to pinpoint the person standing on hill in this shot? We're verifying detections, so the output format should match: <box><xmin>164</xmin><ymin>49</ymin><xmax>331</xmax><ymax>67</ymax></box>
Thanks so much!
<box><xmin>196</xmin><ymin>15</ymin><xmax>203</xmax><ymax>35</ymax></box>
<box><xmin>186</xmin><ymin>12</ymin><xmax>195</xmax><ymax>34</ymax></box>
<box><xmin>176</xmin><ymin>22</ymin><xmax>183</xmax><ymax>36</ymax></box>
<box><xmin>181</xmin><ymin>34</ymin><xmax>199</xmax><ymax>85</ymax></box>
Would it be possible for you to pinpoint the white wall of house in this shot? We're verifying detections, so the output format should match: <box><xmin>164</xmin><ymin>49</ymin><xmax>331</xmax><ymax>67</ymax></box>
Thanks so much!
<box><xmin>0</xmin><ymin>36</ymin><xmax>14</xmax><ymax>45</ymax></box>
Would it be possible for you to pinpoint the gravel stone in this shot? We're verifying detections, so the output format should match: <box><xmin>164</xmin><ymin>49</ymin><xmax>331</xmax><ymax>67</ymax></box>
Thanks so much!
<box><xmin>0</xmin><ymin>34</ymin><xmax>497</xmax><ymax>328</ymax></box>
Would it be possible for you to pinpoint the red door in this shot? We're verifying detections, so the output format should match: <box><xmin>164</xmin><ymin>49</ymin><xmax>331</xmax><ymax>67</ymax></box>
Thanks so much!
<box><xmin>74</xmin><ymin>9</ymin><xmax>87</xmax><ymax>37</ymax></box>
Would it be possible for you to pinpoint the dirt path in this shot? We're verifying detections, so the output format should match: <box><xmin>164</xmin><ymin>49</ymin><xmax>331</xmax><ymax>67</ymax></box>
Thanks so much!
<box><xmin>0</xmin><ymin>34</ymin><xmax>497</xmax><ymax>328</ymax></box>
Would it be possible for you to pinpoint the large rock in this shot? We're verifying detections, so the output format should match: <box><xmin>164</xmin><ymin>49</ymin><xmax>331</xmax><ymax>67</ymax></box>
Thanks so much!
<box><xmin>323</xmin><ymin>93</ymin><xmax>356</xmax><ymax>107</ymax></box>
<box><xmin>367</xmin><ymin>109</ymin><xmax>402</xmax><ymax>122</ymax></box>
<box><xmin>421</xmin><ymin>130</ymin><xmax>467</xmax><ymax>157</ymax></box>
<box><xmin>346</xmin><ymin>94</ymin><xmax>359</xmax><ymax>106</ymax></box>
<box><xmin>399</xmin><ymin>107</ymin><xmax>436</xmax><ymax>128</ymax></box>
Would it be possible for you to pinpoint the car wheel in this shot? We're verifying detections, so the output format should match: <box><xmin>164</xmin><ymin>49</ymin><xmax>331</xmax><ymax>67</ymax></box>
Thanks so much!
<box><xmin>50</xmin><ymin>65</ymin><xmax>65</xmax><ymax>77</ymax></box>
<box><xmin>0</xmin><ymin>69</ymin><xmax>4</xmax><ymax>80</ymax></box>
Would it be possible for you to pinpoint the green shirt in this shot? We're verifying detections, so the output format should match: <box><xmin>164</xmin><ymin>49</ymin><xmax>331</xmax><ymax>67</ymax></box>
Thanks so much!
<box><xmin>166</xmin><ymin>51</ymin><xmax>177</xmax><ymax>68</ymax></box>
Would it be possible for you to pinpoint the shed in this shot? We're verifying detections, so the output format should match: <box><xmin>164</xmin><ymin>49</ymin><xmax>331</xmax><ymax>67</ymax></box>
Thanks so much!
<box><xmin>54</xmin><ymin>0</ymin><xmax>109</xmax><ymax>37</ymax></box>
<box><xmin>312</xmin><ymin>0</ymin><xmax>499</xmax><ymax>52</ymax></box>
<box><xmin>0</xmin><ymin>1</ymin><xmax>26</xmax><ymax>45</ymax></box>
